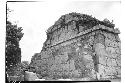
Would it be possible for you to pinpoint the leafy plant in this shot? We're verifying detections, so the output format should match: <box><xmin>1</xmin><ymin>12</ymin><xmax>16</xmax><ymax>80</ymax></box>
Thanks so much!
<box><xmin>6</xmin><ymin>8</ymin><xmax>24</xmax><ymax>75</ymax></box>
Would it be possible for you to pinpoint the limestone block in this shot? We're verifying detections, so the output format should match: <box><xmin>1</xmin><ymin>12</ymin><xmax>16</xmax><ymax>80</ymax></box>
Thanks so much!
<box><xmin>84</xmin><ymin>54</ymin><xmax>93</xmax><ymax>61</ymax></box>
<box><xmin>65</xmin><ymin>32</ymin><xmax>71</xmax><ymax>40</ymax></box>
<box><xmin>115</xmin><ymin>67</ymin><xmax>121</xmax><ymax>75</ymax></box>
<box><xmin>115</xmin><ymin>35</ymin><xmax>121</xmax><ymax>42</ymax></box>
<box><xmin>74</xmin><ymin>58</ymin><xmax>85</xmax><ymax>70</ymax></box>
<box><xmin>35</xmin><ymin>67</ymin><xmax>43</xmax><ymax>74</ymax></box>
<box><xmin>94</xmin><ymin>34</ymin><xmax>105</xmax><ymax>44</ymax></box>
<box><xmin>31</xmin><ymin>53</ymin><xmax>41</xmax><ymax>61</ymax></box>
<box><xmin>60</xmin><ymin>53</ymin><xmax>69</xmax><ymax>62</ymax></box>
<box><xmin>31</xmin><ymin>60</ymin><xmax>43</xmax><ymax>67</ymax></box>
<box><xmin>101</xmin><ymin>25</ymin><xmax>106</xmax><ymax>29</ymax></box>
<box><xmin>111</xmin><ymin>41</ymin><xmax>119</xmax><ymax>48</ymax></box>
<box><xmin>110</xmin><ymin>54</ymin><xmax>118</xmax><ymax>58</ymax></box>
<box><xmin>85</xmin><ymin>61</ymin><xmax>94</xmax><ymax>69</ymax></box>
<box><xmin>106</xmin><ymin>58</ymin><xmax>117</xmax><ymax>67</ymax></box>
<box><xmin>79</xmin><ymin>26</ymin><xmax>84</xmax><ymax>32</ymax></box>
<box><xmin>45</xmin><ymin>40</ymin><xmax>50</xmax><ymax>45</ymax></box>
<box><xmin>105</xmin><ymin>38</ymin><xmax>120</xmax><ymax>48</ymax></box>
<box><xmin>76</xmin><ymin>47</ymin><xmax>80</xmax><ymax>52</ymax></box>
<box><xmin>39</xmin><ymin>65</ymin><xmax>47</xmax><ymax>70</ymax></box>
<box><xmin>99</xmin><ymin>56</ymin><xmax>107</xmax><ymax>66</ymax></box>
<box><xmin>72</xmin><ymin>29</ymin><xmax>78</xmax><ymax>37</ymax></box>
<box><xmin>98</xmin><ymin>64</ymin><xmax>105</xmax><ymax>76</ymax></box>
<box><xmin>62</xmin><ymin>62</ymin><xmax>70</xmax><ymax>70</ymax></box>
<box><xmin>59</xmin><ymin>32</ymin><xmax>65</xmax><ymax>42</ymax></box>
<box><xmin>24</xmin><ymin>71</ymin><xmax>38</xmax><ymax>81</ymax></box>
<box><xmin>61</xmin><ymin>70</ymin><xmax>70</xmax><ymax>78</ymax></box>
<box><xmin>94</xmin><ymin>43</ymin><xmax>105</xmax><ymax>50</ymax></box>
<box><xmin>105</xmin><ymin>66</ymin><xmax>117</xmax><ymax>76</ymax></box>
<box><xmin>90</xmin><ymin>69</ymin><xmax>96</xmax><ymax>79</ymax></box>
<box><xmin>69</xmin><ymin>59</ymin><xmax>75</xmax><ymax>71</ymax></box>
<box><xmin>73</xmin><ymin>16</ymin><xmax>79</xmax><ymax>21</ymax></box>
<box><xmin>94</xmin><ymin>43</ymin><xmax>107</xmax><ymax>57</ymax></box>
<box><xmin>64</xmin><ymin>33</ymin><xmax>69</xmax><ymax>41</ymax></box>
<box><xmin>106</xmin><ymin>47</ymin><xmax>116</xmax><ymax>54</ymax></box>
<box><xmin>114</xmin><ymin>28</ymin><xmax>120</xmax><ymax>34</ymax></box>
<box><xmin>68</xmin><ymin>24</ymin><xmax>73</xmax><ymax>31</ymax></box>
<box><xmin>105</xmin><ymin>38</ymin><xmax>111</xmax><ymax>46</ymax></box>
<box><xmin>111</xmin><ymin>59</ymin><xmax>117</xmax><ymax>66</ymax></box>
<box><xmin>52</xmin><ymin>30</ymin><xmax>56</xmax><ymax>37</ymax></box>
<box><xmin>102</xmin><ymin>75</ymin><xmax>113</xmax><ymax>79</ymax></box>
<box><xmin>106</xmin><ymin>33</ymin><xmax>116</xmax><ymax>41</ymax></box>
<box><xmin>69</xmin><ymin>31</ymin><xmax>75</xmax><ymax>39</ymax></box>
<box><xmin>53</xmin><ymin>26</ymin><xmax>58</xmax><ymax>32</ymax></box>
<box><xmin>106</xmin><ymin>58</ymin><xmax>111</xmax><ymax>66</ymax></box>
<box><xmin>55</xmin><ymin>56</ymin><xmax>62</xmax><ymax>64</ymax></box>
<box><xmin>88</xmin><ymin>36</ymin><xmax>94</xmax><ymax>45</ymax></box>
<box><xmin>115</xmin><ymin>47</ymin><xmax>121</xmax><ymax>54</ymax></box>
<box><xmin>118</xmin><ymin>42</ymin><xmax>121</xmax><ymax>48</ymax></box>
<box><xmin>65</xmin><ymin>14</ymin><xmax>73</xmax><ymax>23</ymax></box>
<box><xmin>84</xmin><ymin>44</ymin><xmax>89</xmax><ymax>49</ymax></box>
<box><xmin>54</xmin><ymin>36</ymin><xmax>59</xmax><ymax>43</ymax></box>
<box><xmin>72</xmin><ymin>70</ymin><xmax>81</xmax><ymax>78</ymax></box>
<box><xmin>50</xmin><ymin>64</ymin><xmax>57</xmax><ymax>71</ymax></box>
<box><xmin>82</xmin><ymin>51</ymin><xmax>88</xmax><ymax>55</ymax></box>
<box><xmin>40</xmin><ymin>52</ymin><xmax>50</xmax><ymax>59</ymax></box>
<box><xmin>116</xmin><ymin>57</ymin><xmax>121</xmax><ymax>66</ymax></box>
<box><xmin>35</xmin><ymin>60</ymin><xmax>46</xmax><ymax>66</ymax></box>
<box><xmin>72</xmin><ymin>21</ymin><xmax>76</xmax><ymax>29</ymax></box>
<box><xmin>47</xmin><ymin>57</ymin><xmax>55</xmax><ymax>66</ymax></box>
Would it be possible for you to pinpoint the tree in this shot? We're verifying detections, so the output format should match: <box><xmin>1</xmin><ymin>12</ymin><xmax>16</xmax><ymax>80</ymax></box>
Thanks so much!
<box><xmin>13</xmin><ymin>61</ymin><xmax>30</xmax><ymax>76</ymax></box>
<box><xmin>6</xmin><ymin>8</ymin><xmax>24</xmax><ymax>75</ymax></box>
<box><xmin>21</xmin><ymin>61</ymin><xmax>30</xmax><ymax>70</ymax></box>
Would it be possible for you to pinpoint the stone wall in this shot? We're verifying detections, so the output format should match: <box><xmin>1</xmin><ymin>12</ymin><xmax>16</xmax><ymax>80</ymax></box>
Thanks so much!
<box><xmin>29</xmin><ymin>13</ymin><xmax>121</xmax><ymax>80</ymax></box>
<box><xmin>94</xmin><ymin>31</ymin><xmax>121</xmax><ymax>80</ymax></box>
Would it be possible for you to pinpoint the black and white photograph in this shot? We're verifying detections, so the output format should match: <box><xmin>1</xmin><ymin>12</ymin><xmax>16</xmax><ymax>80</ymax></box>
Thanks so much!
<box><xmin>2</xmin><ymin>0</ymin><xmax>123</xmax><ymax>82</ymax></box>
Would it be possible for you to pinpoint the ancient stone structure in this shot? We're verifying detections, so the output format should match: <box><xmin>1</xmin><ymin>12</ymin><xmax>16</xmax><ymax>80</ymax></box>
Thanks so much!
<box><xmin>29</xmin><ymin>13</ymin><xmax>121</xmax><ymax>81</ymax></box>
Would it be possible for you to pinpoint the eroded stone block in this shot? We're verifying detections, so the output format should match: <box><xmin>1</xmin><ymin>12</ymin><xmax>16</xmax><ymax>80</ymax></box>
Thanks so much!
<box><xmin>105</xmin><ymin>66</ymin><xmax>117</xmax><ymax>76</ymax></box>
<box><xmin>106</xmin><ymin>58</ymin><xmax>117</xmax><ymax>67</ymax></box>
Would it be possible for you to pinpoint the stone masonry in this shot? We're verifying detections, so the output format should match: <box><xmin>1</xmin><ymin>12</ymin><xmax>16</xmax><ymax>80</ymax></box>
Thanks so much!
<box><xmin>29</xmin><ymin>12</ymin><xmax>121</xmax><ymax>81</ymax></box>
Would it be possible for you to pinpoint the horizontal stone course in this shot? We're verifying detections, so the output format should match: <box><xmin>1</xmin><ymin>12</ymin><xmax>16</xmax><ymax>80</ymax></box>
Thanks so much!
<box><xmin>45</xmin><ymin>25</ymin><xmax>119</xmax><ymax>49</ymax></box>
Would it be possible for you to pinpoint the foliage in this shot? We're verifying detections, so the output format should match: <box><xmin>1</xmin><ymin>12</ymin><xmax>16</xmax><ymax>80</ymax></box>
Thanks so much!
<box><xmin>20</xmin><ymin>61</ymin><xmax>30</xmax><ymax>70</ymax></box>
<box><xmin>6</xmin><ymin>21</ymin><xmax>24</xmax><ymax>74</ymax></box>
<box><xmin>14</xmin><ymin>61</ymin><xmax>29</xmax><ymax>75</ymax></box>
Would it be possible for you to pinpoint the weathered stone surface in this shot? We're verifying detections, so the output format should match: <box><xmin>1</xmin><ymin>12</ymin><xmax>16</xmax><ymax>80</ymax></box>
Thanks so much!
<box><xmin>99</xmin><ymin>56</ymin><xmax>107</xmax><ymax>66</ymax></box>
<box><xmin>69</xmin><ymin>59</ymin><xmax>75</xmax><ymax>71</ymax></box>
<box><xmin>24</xmin><ymin>71</ymin><xmax>38</xmax><ymax>81</ymax></box>
<box><xmin>105</xmin><ymin>66</ymin><xmax>117</xmax><ymax>75</ymax></box>
<box><xmin>116</xmin><ymin>57</ymin><xmax>121</xmax><ymax>66</ymax></box>
<box><xmin>98</xmin><ymin>64</ymin><xmax>105</xmax><ymax>78</ymax></box>
<box><xmin>94</xmin><ymin>43</ymin><xmax>107</xmax><ymax>57</ymax></box>
<box><xmin>106</xmin><ymin>58</ymin><xmax>117</xmax><ymax>67</ymax></box>
<box><xmin>115</xmin><ymin>67</ymin><xmax>121</xmax><ymax>75</ymax></box>
<box><xmin>29</xmin><ymin>13</ymin><xmax>121</xmax><ymax>81</ymax></box>
<box><xmin>84</xmin><ymin>54</ymin><xmax>93</xmax><ymax>61</ymax></box>
<box><xmin>105</xmin><ymin>38</ymin><xmax>120</xmax><ymax>48</ymax></box>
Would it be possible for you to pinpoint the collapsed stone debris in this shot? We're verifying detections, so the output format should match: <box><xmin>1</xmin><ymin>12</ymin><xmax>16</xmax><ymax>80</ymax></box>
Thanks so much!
<box><xmin>29</xmin><ymin>12</ymin><xmax>121</xmax><ymax>81</ymax></box>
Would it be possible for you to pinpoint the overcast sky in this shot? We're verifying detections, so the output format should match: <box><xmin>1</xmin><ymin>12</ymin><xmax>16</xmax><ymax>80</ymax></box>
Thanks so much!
<box><xmin>7</xmin><ymin>1</ymin><xmax>121</xmax><ymax>62</ymax></box>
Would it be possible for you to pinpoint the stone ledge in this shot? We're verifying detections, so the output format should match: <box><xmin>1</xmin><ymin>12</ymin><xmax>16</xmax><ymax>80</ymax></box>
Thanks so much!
<box><xmin>44</xmin><ymin>25</ymin><xmax>119</xmax><ymax>49</ymax></box>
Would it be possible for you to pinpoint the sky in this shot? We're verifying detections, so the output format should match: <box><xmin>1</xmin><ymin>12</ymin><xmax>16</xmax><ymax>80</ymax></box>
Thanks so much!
<box><xmin>7</xmin><ymin>1</ymin><xmax>121</xmax><ymax>62</ymax></box>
